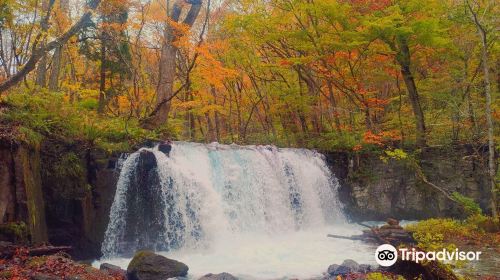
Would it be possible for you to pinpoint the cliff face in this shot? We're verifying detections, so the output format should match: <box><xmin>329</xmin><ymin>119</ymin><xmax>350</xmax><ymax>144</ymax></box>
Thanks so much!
<box><xmin>325</xmin><ymin>145</ymin><xmax>494</xmax><ymax>221</ymax></box>
<box><xmin>0</xmin><ymin>143</ymin><xmax>47</xmax><ymax>244</ymax></box>
<box><xmin>0</xmin><ymin>140</ymin><xmax>495</xmax><ymax>259</ymax></box>
<box><xmin>0</xmin><ymin>139</ymin><xmax>119</xmax><ymax>259</ymax></box>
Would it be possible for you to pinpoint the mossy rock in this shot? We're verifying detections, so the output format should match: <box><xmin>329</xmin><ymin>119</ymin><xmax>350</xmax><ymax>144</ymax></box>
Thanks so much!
<box><xmin>0</xmin><ymin>222</ymin><xmax>29</xmax><ymax>243</ymax></box>
<box><xmin>127</xmin><ymin>250</ymin><xmax>189</xmax><ymax>280</ymax></box>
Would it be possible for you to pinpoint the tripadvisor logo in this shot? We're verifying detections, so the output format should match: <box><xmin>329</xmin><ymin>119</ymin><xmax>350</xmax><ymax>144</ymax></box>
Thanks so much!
<box><xmin>375</xmin><ymin>244</ymin><xmax>482</xmax><ymax>267</ymax></box>
<box><xmin>375</xmin><ymin>244</ymin><xmax>398</xmax><ymax>266</ymax></box>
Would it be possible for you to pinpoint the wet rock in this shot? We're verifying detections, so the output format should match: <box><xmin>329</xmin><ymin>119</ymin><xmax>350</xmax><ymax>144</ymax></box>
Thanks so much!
<box><xmin>198</xmin><ymin>272</ymin><xmax>238</xmax><ymax>280</ymax></box>
<box><xmin>341</xmin><ymin>259</ymin><xmax>360</xmax><ymax>270</ymax></box>
<box><xmin>328</xmin><ymin>259</ymin><xmax>359</xmax><ymax>276</ymax></box>
<box><xmin>118</xmin><ymin>149</ymin><xmax>167</xmax><ymax>254</ymax></box>
<box><xmin>139</xmin><ymin>150</ymin><xmax>157</xmax><ymax>171</ymax></box>
<box><xmin>327</xmin><ymin>260</ymin><xmax>378</xmax><ymax>277</ymax></box>
<box><xmin>387</xmin><ymin>218</ymin><xmax>399</xmax><ymax>226</ymax></box>
<box><xmin>327</xmin><ymin>264</ymin><xmax>339</xmax><ymax>275</ymax></box>
<box><xmin>100</xmin><ymin>263</ymin><xmax>127</xmax><ymax>278</ymax></box>
<box><xmin>358</xmin><ymin>264</ymin><xmax>376</xmax><ymax>273</ymax></box>
<box><xmin>127</xmin><ymin>250</ymin><xmax>188</xmax><ymax>280</ymax></box>
<box><xmin>380</xmin><ymin>224</ymin><xmax>404</xmax><ymax>230</ymax></box>
<box><xmin>158</xmin><ymin>143</ymin><xmax>172</xmax><ymax>155</ymax></box>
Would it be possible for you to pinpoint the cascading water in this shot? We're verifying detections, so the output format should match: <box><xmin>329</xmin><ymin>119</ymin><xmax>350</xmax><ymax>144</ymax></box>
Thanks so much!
<box><xmin>98</xmin><ymin>142</ymin><xmax>375</xmax><ymax>279</ymax></box>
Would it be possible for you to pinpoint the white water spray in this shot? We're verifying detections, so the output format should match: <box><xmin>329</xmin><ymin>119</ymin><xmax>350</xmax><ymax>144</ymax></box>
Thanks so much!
<box><xmin>99</xmin><ymin>142</ymin><xmax>375</xmax><ymax>279</ymax></box>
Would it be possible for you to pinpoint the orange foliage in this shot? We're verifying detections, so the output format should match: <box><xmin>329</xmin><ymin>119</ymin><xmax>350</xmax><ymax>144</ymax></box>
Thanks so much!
<box><xmin>363</xmin><ymin>130</ymin><xmax>401</xmax><ymax>146</ymax></box>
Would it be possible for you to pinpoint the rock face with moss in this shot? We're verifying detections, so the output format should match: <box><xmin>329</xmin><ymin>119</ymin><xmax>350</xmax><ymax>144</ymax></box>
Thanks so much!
<box><xmin>127</xmin><ymin>250</ymin><xmax>189</xmax><ymax>280</ymax></box>
<box><xmin>39</xmin><ymin>140</ymin><xmax>121</xmax><ymax>259</ymax></box>
<box><xmin>0</xmin><ymin>140</ymin><xmax>47</xmax><ymax>245</ymax></box>
<box><xmin>326</xmin><ymin>145</ymin><xmax>493</xmax><ymax>221</ymax></box>
<box><xmin>0</xmin><ymin>135</ymin><xmax>120</xmax><ymax>259</ymax></box>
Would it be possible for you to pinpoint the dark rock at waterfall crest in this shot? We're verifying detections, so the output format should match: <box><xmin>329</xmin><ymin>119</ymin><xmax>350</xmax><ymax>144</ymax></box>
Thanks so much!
<box><xmin>120</xmin><ymin>150</ymin><xmax>169</xmax><ymax>254</ymax></box>
<box><xmin>127</xmin><ymin>250</ymin><xmax>189</xmax><ymax>280</ymax></box>
<box><xmin>158</xmin><ymin>142</ymin><xmax>172</xmax><ymax>156</ymax></box>
<box><xmin>198</xmin><ymin>272</ymin><xmax>238</xmax><ymax>280</ymax></box>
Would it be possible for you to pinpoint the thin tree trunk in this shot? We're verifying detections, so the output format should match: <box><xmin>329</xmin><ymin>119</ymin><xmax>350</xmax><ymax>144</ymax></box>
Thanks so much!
<box><xmin>48</xmin><ymin>45</ymin><xmax>62</xmax><ymax>90</ymax></box>
<box><xmin>98</xmin><ymin>33</ymin><xmax>106</xmax><ymax>114</ymax></box>
<box><xmin>211</xmin><ymin>86</ymin><xmax>221</xmax><ymax>142</ymax></box>
<box><xmin>396</xmin><ymin>38</ymin><xmax>427</xmax><ymax>147</ymax></box>
<box><xmin>0</xmin><ymin>1</ymin><xmax>101</xmax><ymax>93</ymax></box>
<box><xmin>467</xmin><ymin>0</ymin><xmax>498</xmax><ymax>219</ymax></box>
<box><xmin>146</xmin><ymin>0</ymin><xmax>203</xmax><ymax>128</ymax></box>
<box><xmin>35</xmin><ymin>0</ymin><xmax>51</xmax><ymax>88</ymax></box>
<box><xmin>327</xmin><ymin>80</ymin><xmax>341</xmax><ymax>132</ymax></box>
<box><xmin>35</xmin><ymin>51</ymin><xmax>47</xmax><ymax>87</ymax></box>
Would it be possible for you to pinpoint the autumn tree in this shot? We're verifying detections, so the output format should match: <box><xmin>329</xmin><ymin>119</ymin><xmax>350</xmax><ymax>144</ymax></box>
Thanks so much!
<box><xmin>0</xmin><ymin>0</ymin><xmax>102</xmax><ymax>93</ymax></box>
<box><xmin>465</xmin><ymin>0</ymin><xmax>498</xmax><ymax>220</ymax></box>
<box><xmin>144</xmin><ymin>0</ymin><xmax>203</xmax><ymax>128</ymax></box>
<box><xmin>362</xmin><ymin>0</ymin><xmax>449</xmax><ymax>147</ymax></box>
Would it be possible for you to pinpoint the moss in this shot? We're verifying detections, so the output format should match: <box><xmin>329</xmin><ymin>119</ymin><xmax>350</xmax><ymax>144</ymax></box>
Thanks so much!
<box><xmin>0</xmin><ymin>271</ymin><xmax>12</xmax><ymax>278</ymax></box>
<box><xmin>53</xmin><ymin>152</ymin><xmax>85</xmax><ymax>179</ymax></box>
<box><xmin>43</xmin><ymin>151</ymin><xmax>89</xmax><ymax>199</ymax></box>
<box><xmin>26</xmin><ymin>256</ymin><xmax>48</xmax><ymax>267</ymax></box>
<box><xmin>2</xmin><ymin>90</ymin><xmax>160</xmax><ymax>154</ymax></box>
<box><xmin>20</xmin><ymin>147</ymin><xmax>48</xmax><ymax>244</ymax></box>
<box><xmin>17</xmin><ymin>126</ymin><xmax>43</xmax><ymax>149</ymax></box>
<box><xmin>0</xmin><ymin>222</ymin><xmax>29</xmax><ymax>243</ymax></box>
<box><xmin>366</xmin><ymin>272</ymin><xmax>405</xmax><ymax>280</ymax></box>
<box><xmin>127</xmin><ymin>250</ymin><xmax>155</xmax><ymax>272</ymax></box>
<box><xmin>127</xmin><ymin>250</ymin><xmax>188</xmax><ymax>275</ymax></box>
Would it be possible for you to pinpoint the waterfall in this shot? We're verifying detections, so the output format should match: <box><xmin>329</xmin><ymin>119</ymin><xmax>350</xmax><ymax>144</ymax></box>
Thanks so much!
<box><xmin>101</xmin><ymin>142</ymin><xmax>346</xmax><ymax>259</ymax></box>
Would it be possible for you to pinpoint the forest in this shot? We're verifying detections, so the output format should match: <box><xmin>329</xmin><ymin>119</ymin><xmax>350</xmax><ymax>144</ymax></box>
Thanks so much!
<box><xmin>0</xmin><ymin>0</ymin><xmax>497</xmax><ymax>148</ymax></box>
<box><xmin>0</xmin><ymin>0</ymin><xmax>499</xmax><ymax>279</ymax></box>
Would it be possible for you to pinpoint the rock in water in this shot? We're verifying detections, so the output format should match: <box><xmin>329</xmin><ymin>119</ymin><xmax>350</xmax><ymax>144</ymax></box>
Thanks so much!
<box><xmin>387</xmin><ymin>218</ymin><xmax>399</xmax><ymax>226</ymax></box>
<box><xmin>327</xmin><ymin>260</ymin><xmax>360</xmax><ymax>276</ymax></box>
<box><xmin>198</xmin><ymin>272</ymin><xmax>238</xmax><ymax>280</ymax></box>
<box><xmin>100</xmin><ymin>263</ymin><xmax>127</xmax><ymax>278</ymax></box>
<box><xmin>127</xmin><ymin>251</ymin><xmax>189</xmax><ymax>280</ymax></box>
<box><xmin>158</xmin><ymin>143</ymin><xmax>172</xmax><ymax>155</ymax></box>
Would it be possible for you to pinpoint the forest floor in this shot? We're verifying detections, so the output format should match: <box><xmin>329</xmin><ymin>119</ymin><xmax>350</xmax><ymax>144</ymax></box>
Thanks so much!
<box><xmin>0</xmin><ymin>249</ymin><xmax>124</xmax><ymax>280</ymax></box>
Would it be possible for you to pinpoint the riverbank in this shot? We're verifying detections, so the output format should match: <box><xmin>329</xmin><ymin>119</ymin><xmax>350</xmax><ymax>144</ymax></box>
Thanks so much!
<box><xmin>1</xmin><ymin>216</ymin><xmax>499</xmax><ymax>279</ymax></box>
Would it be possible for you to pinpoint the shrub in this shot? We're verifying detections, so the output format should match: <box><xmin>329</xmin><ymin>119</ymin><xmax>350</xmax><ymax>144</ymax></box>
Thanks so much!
<box><xmin>451</xmin><ymin>192</ymin><xmax>482</xmax><ymax>217</ymax></box>
<box><xmin>2</xmin><ymin>90</ymin><xmax>160</xmax><ymax>153</ymax></box>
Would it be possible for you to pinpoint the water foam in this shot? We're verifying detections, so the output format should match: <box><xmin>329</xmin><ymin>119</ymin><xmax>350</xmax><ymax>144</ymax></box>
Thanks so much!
<box><xmin>97</xmin><ymin>142</ymin><xmax>375</xmax><ymax>279</ymax></box>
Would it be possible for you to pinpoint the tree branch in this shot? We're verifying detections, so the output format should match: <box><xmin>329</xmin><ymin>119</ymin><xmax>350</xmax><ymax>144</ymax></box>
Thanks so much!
<box><xmin>0</xmin><ymin>1</ymin><xmax>101</xmax><ymax>93</ymax></box>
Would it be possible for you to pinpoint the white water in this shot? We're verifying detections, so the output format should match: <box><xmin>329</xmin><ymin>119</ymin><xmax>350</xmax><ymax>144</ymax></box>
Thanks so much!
<box><xmin>96</xmin><ymin>142</ymin><xmax>376</xmax><ymax>279</ymax></box>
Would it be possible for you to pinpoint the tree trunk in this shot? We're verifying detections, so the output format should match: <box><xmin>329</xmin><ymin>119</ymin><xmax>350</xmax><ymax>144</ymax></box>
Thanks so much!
<box><xmin>48</xmin><ymin>45</ymin><xmax>62</xmax><ymax>90</ymax></box>
<box><xmin>48</xmin><ymin>0</ymin><xmax>70</xmax><ymax>91</ymax></box>
<box><xmin>211</xmin><ymin>86</ymin><xmax>221</xmax><ymax>142</ymax></box>
<box><xmin>0</xmin><ymin>1</ymin><xmax>101</xmax><ymax>93</ymax></box>
<box><xmin>153</xmin><ymin>31</ymin><xmax>177</xmax><ymax>125</ymax></box>
<box><xmin>468</xmin><ymin>1</ymin><xmax>498</xmax><ymax>219</ymax></box>
<box><xmin>35</xmin><ymin>0</ymin><xmax>51</xmax><ymax>88</ymax></box>
<box><xmin>396</xmin><ymin>38</ymin><xmax>427</xmax><ymax>147</ymax></box>
<box><xmin>98</xmin><ymin>33</ymin><xmax>106</xmax><ymax>114</ymax></box>
<box><xmin>35</xmin><ymin>51</ymin><xmax>47</xmax><ymax>87</ymax></box>
<box><xmin>145</xmin><ymin>0</ymin><xmax>203</xmax><ymax>128</ymax></box>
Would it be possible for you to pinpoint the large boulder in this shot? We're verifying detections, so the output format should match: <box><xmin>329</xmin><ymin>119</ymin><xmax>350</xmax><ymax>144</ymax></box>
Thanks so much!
<box><xmin>100</xmin><ymin>263</ymin><xmax>127</xmax><ymax>278</ymax></box>
<box><xmin>127</xmin><ymin>251</ymin><xmax>189</xmax><ymax>280</ymax></box>
<box><xmin>198</xmin><ymin>272</ymin><xmax>238</xmax><ymax>280</ymax></box>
